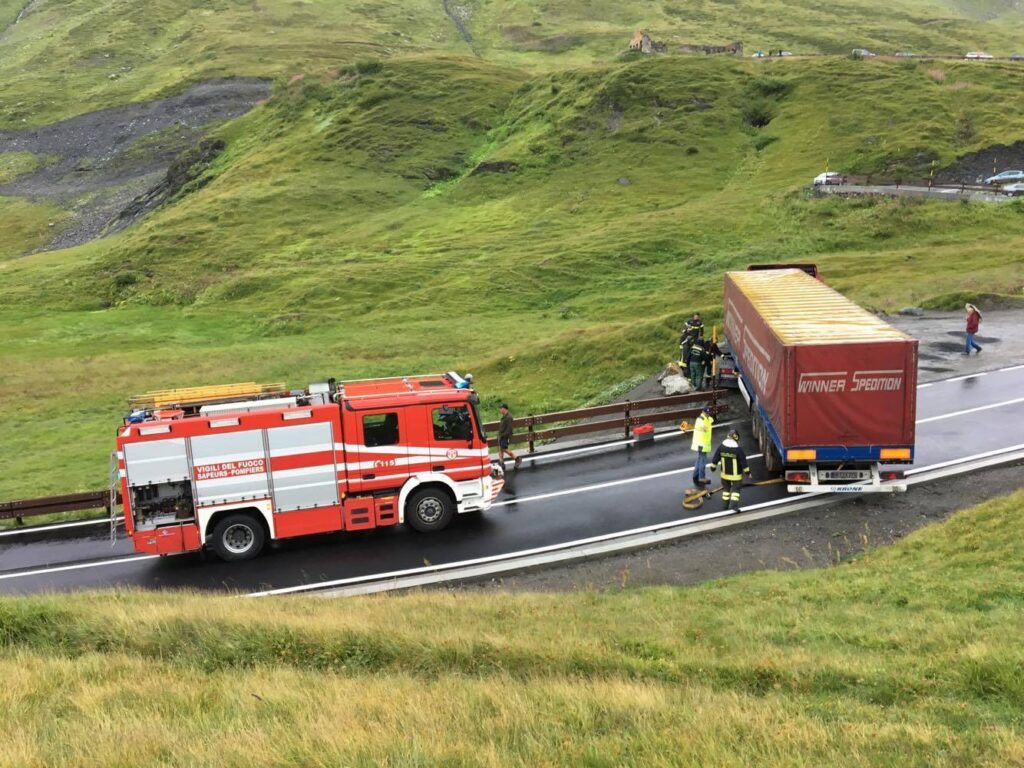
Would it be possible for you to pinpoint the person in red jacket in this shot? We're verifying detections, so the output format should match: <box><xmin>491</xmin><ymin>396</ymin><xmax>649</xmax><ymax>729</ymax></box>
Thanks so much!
<box><xmin>964</xmin><ymin>303</ymin><xmax>983</xmax><ymax>355</ymax></box>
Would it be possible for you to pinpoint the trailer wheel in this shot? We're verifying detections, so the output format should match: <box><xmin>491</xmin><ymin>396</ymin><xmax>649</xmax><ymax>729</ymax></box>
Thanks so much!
<box><xmin>406</xmin><ymin>487</ymin><xmax>455</xmax><ymax>533</ymax></box>
<box><xmin>764</xmin><ymin>442</ymin><xmax>783</xmax><ymax>474</ymax></box>
<box><xmin>211</xmin><ymin>513</ymin><xmax>266</xmax><ymax>562</ymax></box>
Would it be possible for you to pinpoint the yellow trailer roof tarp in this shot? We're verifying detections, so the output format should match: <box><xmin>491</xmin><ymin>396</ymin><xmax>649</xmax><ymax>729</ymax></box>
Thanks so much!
<box><xmin>726</xmin><ymin>269</ymin><xmax>912</xmax><ymax>345</ymax></box>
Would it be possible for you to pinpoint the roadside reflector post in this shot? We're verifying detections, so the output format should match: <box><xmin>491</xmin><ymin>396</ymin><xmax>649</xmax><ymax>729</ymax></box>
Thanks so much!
<box><xmin>527</xmin><ymin>416</ymin><xmax>536</xmax><ymax>455</ymax></box>
<box><xmin>623</xmin><ymin>401</ymin><xmax>632</xmax><ymax>440</ymax></box>
<box><xmin>15</xmin><ymin>516</ymin><xmax>23</xmax><ymax>526</ymax></box>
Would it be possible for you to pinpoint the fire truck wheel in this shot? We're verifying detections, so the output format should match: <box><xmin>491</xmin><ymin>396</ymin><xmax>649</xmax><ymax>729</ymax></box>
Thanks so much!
<box><xmin>211</xmin><ymin>513</ymin><xmax>266</xmax><ymax>562</ymax></box>
<box><xmin>406</xmin><ymin>487</ymin><xmax>455</xmax><ymax>533</ymax></box>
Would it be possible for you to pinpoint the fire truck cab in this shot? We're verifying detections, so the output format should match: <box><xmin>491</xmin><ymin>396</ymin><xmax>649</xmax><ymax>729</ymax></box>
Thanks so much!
<box><xmin>115</xmin><ymin>373</ymin><xmax>502</xmax><ymax>562</ymax></box>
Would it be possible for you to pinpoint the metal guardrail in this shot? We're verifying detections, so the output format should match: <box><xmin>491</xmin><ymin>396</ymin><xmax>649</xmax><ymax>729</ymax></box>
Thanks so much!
<box><xmin>0</xmin><ymin>391</ymin><xmax>726</xmax><ymax>526</ymax></box>
<box><xmin>483</xmin><ymin>390</ymin><xmax>727</xmax><ymax>453</ymax></box>
<box><xmin>0</xmin><ymin>491</ymin><xmax>111</xmax><ymax>523</ymax></box>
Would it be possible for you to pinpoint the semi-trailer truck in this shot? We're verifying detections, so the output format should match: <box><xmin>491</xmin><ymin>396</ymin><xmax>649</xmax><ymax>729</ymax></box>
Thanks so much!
<box><xmin>723</xmin><ymin>267</ymin><xmax>918</xmax><ymax>492</ymax></box>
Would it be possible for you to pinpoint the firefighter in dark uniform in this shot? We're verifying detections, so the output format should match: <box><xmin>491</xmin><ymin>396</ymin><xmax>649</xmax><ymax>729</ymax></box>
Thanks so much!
<box><xmin>688</xmin><ymin>338</ymin><xmax>708</xmax><ymax>389</ymax></box>
<box><xmin>679</xmin><ymin>313</ymin><xmax>704</xmax><ymax>368</ymax></box>
<box><xmin>708</xmin><ymin>430</ymin><xmax>750</xmax><ymax>510</ymax></box>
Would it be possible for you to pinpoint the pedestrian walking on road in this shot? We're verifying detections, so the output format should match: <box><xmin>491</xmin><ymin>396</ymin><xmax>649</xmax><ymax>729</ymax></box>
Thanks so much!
<box><xmin>498</xmin><ymin>404</ymin><xmax>522</xmax><ymax>469</ymax></box>
<box><xmin>708</xmin><ymin>430</ymin><xmax>750</xmax><ymax>510</ymax></box>
<box><xmin>964</xmin><ymin>303</ymin><xmax>983</xmax><ymax>355</ymax></box>
<box><xmin>688</xmin><ymin>406</ymin><xmax>714</xmax><ymax>486</ymax></box>
<box><xmin>688</xmin><ymin>338</ymin><xmax>708</xmax><ymax>389</ymax></box>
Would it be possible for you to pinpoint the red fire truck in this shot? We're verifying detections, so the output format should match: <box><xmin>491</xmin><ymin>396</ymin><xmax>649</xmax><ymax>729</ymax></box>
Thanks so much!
<box><xmin>114</xmin><ymin>373</ymin><xmax>503</xmax><ymax>562</ymax></box>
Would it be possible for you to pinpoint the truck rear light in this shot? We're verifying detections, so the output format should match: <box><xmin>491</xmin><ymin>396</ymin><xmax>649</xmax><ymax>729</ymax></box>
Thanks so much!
<box><xmin>881</xmin><ymin>470</ymin><xmax>905</xmax><ymax>481</ymax></box>
<box><xmin>786</xmin><ymin>449</ymin><xmax>816</xmax><ymax>462</ymax></box>
<box><xmin>880</xmin><ymin>448</ymin><xmax>912</xmax><ymax>460</ymax></box>
<box><xmin>786</xmin><ymin>470</ymin><xmax>811</xmax><ymax>483</ymax></box>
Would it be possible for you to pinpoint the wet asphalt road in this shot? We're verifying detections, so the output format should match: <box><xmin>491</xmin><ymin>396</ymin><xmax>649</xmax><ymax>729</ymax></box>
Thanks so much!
<box><xmin>1</xmin><ymin>364</ymin><xmax>1022</xmax><ymax>596</ymax></box>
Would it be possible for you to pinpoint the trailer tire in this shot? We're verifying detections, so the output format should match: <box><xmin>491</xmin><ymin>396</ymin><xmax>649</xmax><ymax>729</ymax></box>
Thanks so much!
<box><xmin>406</xmin><ymin>487</ymin><xmax>455</xmax><ymax>533</ymax></box>
<box><xmin>764</xmin><ymin>441</ymin><xmax>783</xmax><ymax>474</ymax></box>
<box><xmin>210</xmin><ymin>513</ymin><xmax>266</xmax><ymax>562</ymax></box>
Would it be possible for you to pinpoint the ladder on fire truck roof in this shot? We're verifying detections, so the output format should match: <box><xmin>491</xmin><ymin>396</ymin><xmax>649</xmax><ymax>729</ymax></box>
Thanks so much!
<box><xmin>129</xmin><ymin>382</ymin><xmax>289</xmax><ymax>410</ymax></box>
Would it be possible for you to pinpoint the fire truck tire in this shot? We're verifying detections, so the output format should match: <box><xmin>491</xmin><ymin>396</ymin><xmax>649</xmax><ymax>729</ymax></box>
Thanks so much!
<box><xmin>405</xmin><ymin>487</ymin><xmax>455</xmax><ymax>533</ymax></box>
<box><xmin>210</xmin><ymin>513</ymin><xmax>266</xmax><ymax>562</ymax></box>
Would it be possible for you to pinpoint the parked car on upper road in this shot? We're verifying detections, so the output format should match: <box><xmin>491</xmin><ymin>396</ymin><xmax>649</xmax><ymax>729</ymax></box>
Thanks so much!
<box><xmin>1001</xmin><ymin>183</ymin><xmax>1024</xmax><ymax>197</ymax></box>
<box><xmin>964</xmin><ymin>51</ymin><xmax>994</xmax><ymax>60</ymax></box>
<box><xmin>984</xmin><ymin>170</ymin><xmax>1024</xmax><ymax>185</ymax></box>
<box><xmin>852</xmin><ymin>48</ymin><xmax>876</xmax><ymax>58</ymax></box>
<box><xmin>1011</xmin><ymin>53</ymin><xmax>1024</xmax><ymax>61</ymax></box>
<box><xmin>813</xmin><ymin>171</ymin><xmax>848</xmax><ymax>186</ymax></box>
<box><xmin>894</xmin><ymin>51</ymin><xmax>916</xmax><ymax>58</ymax></box>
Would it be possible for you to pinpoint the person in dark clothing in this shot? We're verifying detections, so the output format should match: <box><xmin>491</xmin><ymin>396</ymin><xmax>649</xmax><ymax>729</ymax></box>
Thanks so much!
<box><xmin>679</xmin><ymin>313</ymin><xmax>704</xmax><ymax>367</ymax></box>
<box><xmin>498</xmin><ymin>404</ymin><xmax>521</xmax><ymax>469</ymax></box>
<box><xmin>964</xmin><ymin>303</ymin><xmax>983</xmax><ymax>355</ymax></box>
<box><xmin>688</xmin><ymin>338</ymin><xmax>708</xmax><ymax>389</ymax></box>
<box><xmin>708</xmin><ymin>430</ymin><xmax>750</xmax><ymax>510</ymax></box>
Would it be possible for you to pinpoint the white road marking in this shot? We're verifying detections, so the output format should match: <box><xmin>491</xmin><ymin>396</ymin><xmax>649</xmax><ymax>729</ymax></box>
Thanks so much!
<box><xmin>492</xmin><ymin>453</ymin><xmax>766</xmax><ymax>508</ymax></box>
<box><xmin>917</xmin><ymin>383</ymin><xmax>933</xmax><ymax>388</ymax></box>
<box><xmin>999</xmin><ymin>364</ymin><xmax>1024</xmax><ymax>373</ymax></box>
<box><xmin>4</xmin><ymin>433</ymin><xmax>1023</xmax><ymax>585</ymax></box>
<box><xmin>905</xmin><ymin>442</ymin><xmax>1024</xmax><ymax>476</ymax></box>
<box><xmin>916</xmin><ymin>396</ymin><xmax>1024</xmax><ymax>425</ymax></box>
<box><xmin>944</xmin><ymin>373</ymin><xmax>987</xmax><ymax>383</ymax></box>
<box><xmin>0</xmin><ymin>554</ymin><xmax>159</xmax><ymax>582</ymax></box>
<box><xmin>252</xmin><ymin>443</ymin><xmax>1024</xmax><ymax>597</ymax></box>
<box><xmin>0</xmin><ymin>517</ymin><xmax>123</xmax><ymax>538</ymax></box>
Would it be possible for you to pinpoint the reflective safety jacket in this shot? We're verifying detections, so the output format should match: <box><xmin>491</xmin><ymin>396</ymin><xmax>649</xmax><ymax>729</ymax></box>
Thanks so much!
<box><xmin>682</xmin><ymin>318</ymin><xmax>704</xmax><ymax>342</ymax></box>
<box><xmin>690</xmin><ymin>413</ymin><xmax>714</xmax><ymax>453</ymax></box>
<box><xmin>711</xmin><ymin>439</ymin><xmax>750</xmax><ymax>481</ymax></box>
<box><xmin>688</xmin><ymin>344</ymin><xmax>707</xmax><ymax>365</ymax></box>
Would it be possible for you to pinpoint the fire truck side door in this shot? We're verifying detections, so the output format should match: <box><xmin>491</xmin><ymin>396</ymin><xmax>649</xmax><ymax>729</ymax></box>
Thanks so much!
<box><xmin>427</xmin><ymin>403</ymin><xmax>477</xmax><ymax>478</ymax></box>
<box><xmin>353</xmin><ymin>409</ymin><xmax>410</xmax><ymax>494</ymax></box>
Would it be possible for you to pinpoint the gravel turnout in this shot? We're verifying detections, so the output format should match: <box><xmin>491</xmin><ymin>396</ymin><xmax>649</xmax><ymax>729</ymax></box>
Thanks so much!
<box><xmin>0</xmin><ymin>78</ymin><xmax>270</xmax><ymax>251</ymax></box>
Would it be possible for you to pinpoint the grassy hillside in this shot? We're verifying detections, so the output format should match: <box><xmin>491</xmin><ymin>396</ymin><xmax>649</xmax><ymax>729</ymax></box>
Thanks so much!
<box><xmin>2</xmin><ymin>490</ymin><xmax>1023</xmax><ymax>764</ymax></box>
<box><xmin>4</xmin><ymin>55</ymin><xmax>1024</xmax><ymax>499</ymax></box>
<box><xmin>2</xmin><ymin>0</ymin><xmax>1024</xmax><ymax>129</ymax></box>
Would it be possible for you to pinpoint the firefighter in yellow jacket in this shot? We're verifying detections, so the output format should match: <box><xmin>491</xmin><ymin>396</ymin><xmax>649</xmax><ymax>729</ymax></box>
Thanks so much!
<box><xmin>688</xmin><ymin>407</ymin><xmax>714</xmax><ymax>486</ymax></box>
<box><xmin>708</xmin><ymin>430</ymin><xmax>750</xmax><ymax>510</ymax></box>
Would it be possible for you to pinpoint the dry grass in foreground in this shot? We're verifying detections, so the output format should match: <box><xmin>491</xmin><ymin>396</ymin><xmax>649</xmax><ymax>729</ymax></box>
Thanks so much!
<box><xmin>2</xmin><ymin>490</ymin><xmax>1024</xmax><ymax>766</ymax></box>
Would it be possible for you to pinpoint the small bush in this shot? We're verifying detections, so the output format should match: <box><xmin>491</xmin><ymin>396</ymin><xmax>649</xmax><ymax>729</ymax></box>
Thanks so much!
<box><xmin>748</xmin><ymin>76</ymin><xmax>793</xmax><ymax>99</ymax></box>
<box><xmin>743</xmin><ymin>100</ymin><xmax>775</xmax><ymax>128</ymax></box>
<box><xmin>354</xmin><ymin>58</ymin><xmax>383</xmax><ymax>75</ymax></box>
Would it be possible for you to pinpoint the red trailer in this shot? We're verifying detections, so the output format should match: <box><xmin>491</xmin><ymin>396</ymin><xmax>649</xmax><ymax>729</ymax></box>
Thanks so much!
<box><xmin>723</xmin><ymin>268</ymin><xmax>917</xmax><ymax>492</ymax></box>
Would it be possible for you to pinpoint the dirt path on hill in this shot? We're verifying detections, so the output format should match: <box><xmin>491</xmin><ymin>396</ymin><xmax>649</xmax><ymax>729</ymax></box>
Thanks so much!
<box><xmin>0</xmin><ymin>78</ymin><xmax>270</xmax><ymax>252</ymax></box>
<box><xmin>441</xmin><ymin>0</ymin><xmax>479</xmax><ymax>56</ymax></box>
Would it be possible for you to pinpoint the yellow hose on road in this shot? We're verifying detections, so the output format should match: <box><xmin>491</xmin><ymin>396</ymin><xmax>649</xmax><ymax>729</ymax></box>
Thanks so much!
<box><xmin>682</xmin><ymin>478</ymin><xmax>786</xmax><ymax>510</ymax></box>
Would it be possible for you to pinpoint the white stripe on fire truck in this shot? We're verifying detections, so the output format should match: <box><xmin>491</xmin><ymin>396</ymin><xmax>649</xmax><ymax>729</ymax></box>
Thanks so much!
<box><xmin>194</xmin><ymin>464</ymin><xmax>337</xmax><ymax>487</ymax></box>
<box><xmin>193</xmin><ymin>450</ymin><xmax>266</xmax><ymax>464</ymax></box>
<box><xmin>271</xmin><ymin>480</ymin><xmax>339</xmax><ymax>492</ymax></box>
<box><xmin>268</xmin><ymin>465</ymin><xmax>337</xmax><ymax>480</ymax></box>
<box><xmin>268</xmin><ymin>443</ymin><xmax>333</xmax><ymax>458</ymax></box>
<box><xmin>121</xmin><ymin>454</ymin><xmax>187</xmax><ymax>465</ymax></box>
<box><xmin>334</xmin><ymin>443</ymin><xmax>489</xmax><ymax>458</ymax></box>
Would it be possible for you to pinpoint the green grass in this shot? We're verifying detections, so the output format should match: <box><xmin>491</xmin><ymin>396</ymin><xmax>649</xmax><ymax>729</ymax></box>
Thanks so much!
<box><xmin>2</xmin><ymin>490</ymin><xmax>1024</xmax><ymax>764</ymax></box>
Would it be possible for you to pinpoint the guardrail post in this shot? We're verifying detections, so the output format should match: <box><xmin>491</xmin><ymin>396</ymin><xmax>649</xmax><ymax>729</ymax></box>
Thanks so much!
<box><xmin>623</xmin><ymin>400</ymin><xmax>631</xmax><ymax>439</ymax></box>
<box><xmin>527</xmin><ymin>416</ymin><xmax>536</xmax><ymax>454</ymax></box>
